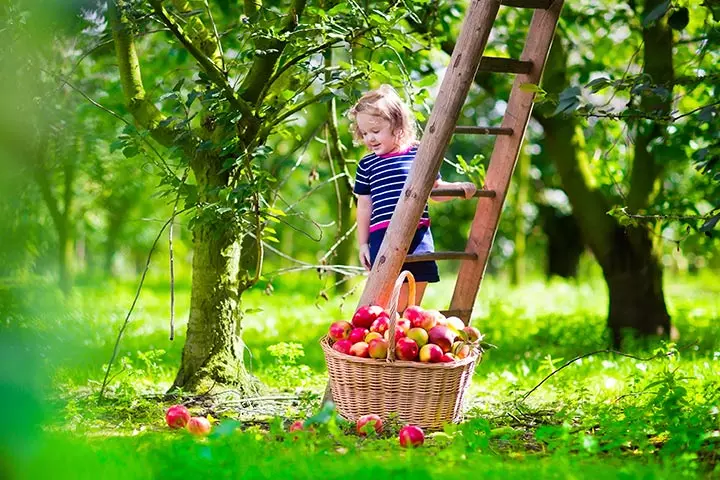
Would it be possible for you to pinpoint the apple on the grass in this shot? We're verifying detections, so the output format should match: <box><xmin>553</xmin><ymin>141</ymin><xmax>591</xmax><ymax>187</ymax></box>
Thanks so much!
<box><xmin>349</xmin><ymin>341</ymin><xmax>370</xmax><ymax>358</ymax></box>
<box><xmin>166</xmin><ymin>405</ymin><xmax>191</xmax><ymax>429</ymax></box>
<box><xmin>352</xmin><ymin>305</ymin><xmax>385</xmax><ymax>329</ymax></box>
<box><xmin>395</xmin><ymin>337</ymin><xmax>419</xmax><ymax>361</ymax></box>
<box><xmin>332</xmin><ymin>339</ymin><xmax>353</xmax><ymax>355</ymax></box>
<box><xmin>349</xmin><ymin>327</ymin><xmax>369</xmax><ymax>344</ymax></box>
<box><xmin>356</xmin><ymin>414</ymin><xmax>383</xmax><ymax>436</ymax></box>
<box><xmin>399</xmin><ymin>425</ymin><xmax>424</xmax><ymax>448</ymax></box>
<box><xmin>406</xmin><ymin>327</ymin><xmax>429</xmax><ymax>347</ymax></box>
<box><xmin>328</xmin><ymin>320</ymin><xmax>352</xmax><ymax>341</ymax></box>
<box><xmin>419</xmin><ymin>343</ymin><xmax>443</xmax><ymax>363</ymax></box>
<box><xmin>187</xmin><ymin>416</ymin><xmax>212</xmax><ymax>436</ymax></box>
<box><xmin>289</xmin><ymin>420</ymin><xmax>304</xmax><ymax>432</ymax></box>
<box><xmin>368</xmin><ymin>338</ymin><xmax>389</xmax><ymax>359</ymax></box>
<box><xmin>428</xmin><ymin>325</ymin><xmax>457</xmax><ymax>353</ymax></box>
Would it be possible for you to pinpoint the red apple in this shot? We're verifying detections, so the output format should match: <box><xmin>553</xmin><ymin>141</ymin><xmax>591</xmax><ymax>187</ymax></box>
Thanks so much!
<box><xmin>370</xmin><ymin>316</ymin><xmax>390</xmax><ymax>335</ymax></box>
<box><xmin>452</xmin><ymin>341</ymin><xmax>471</xmax><ymax>359</ymax></box>
<box><xmin>403</xmin><ymin>305</ymin><xmax>425</xmax><ymax>327</ymax></box>
<box><xmin>396</xmin><ymin>318</ymin><xmax>412</xmax><ymax>333</ymax></box>
<box><xmin>328</xmin><ymin>320</ymin><xmax>352</xmax><ymax>341</ymax></box>
<box><xmin>395</xmin><ymin>337</ymin><xmax>419</xmax><ymax>361</ymax></box>
<box><xmin>352</xmin><ymin>305</ymin><xmax>385</xmax><ymax>329</ymax></box>
<box><xmin>349</xmin><ymin>341</ymin><xmax>369</xmax><ymax>358</ymax></box>
<box><xmin>406</xmin><ymin>327</ymin><xmax>429</xmax><ymax>347</ymax></box>
<box><xmin>368</xmin><ymin>338</ymin><xmax>389</xmax><ymax>359</ymax></box>
<box><xmin>419</xmin><ymin>344</ymin><xmax>443</xmax><ymax>363</ymax></box>
<box><xmin>187</xmin><ymin>416</ymin><xmax>211</xmax><ymax>436</ymax></box>
<box><xmin>165</xmin><ymin>404</ymin><xmax>191</xmax><ymax>429</ymax></box>
<box><xmin>289</xmin><ymin>420</ymin><xmax>304</xmax><ymax>432</ymax></box>
<box><xmin>332</xmin><ymin>339</ymin><xmax>353</xmax><ymax>355</ymax></box>
<box><xmin>349</xmin><ymin>327</ymin><xmax>369</xmax><ymax>344</ymax></box>
<box><xmin>356</xmin><ymin>414</ymin><xmax>383</xmax><ymax>436</ymax></box>
<box><xmin>418</xmin><ymin>311</ymin><xmax>437</xmax><ymax>331</ymax></box>
<box><xmin>463</xmin><ymin>326</ymin><xmax>482</xmax><ymax>343</ymax></box>
<box><xmin>399</xmin><ymin>425</ymin><xmax>424</xmax><ymax>448</ymax></box>
<box><xmin>383</xmin><ymin>327</ymin><xmax>406</xmax><ymax>343</ymax></box>
<box><xmin>428</xmin><ymin>325</ymin><xmax>457</xmax><ymax>353</ymax></box>
<box><xmin>440</xmin><ymin>353</ymin><xmax>456</xmax><ymax>363</ymax></box>
<box><xmin>365</xmin><ymin>331</ymin><xmax>383</xmax><ymax>343</ymax></box>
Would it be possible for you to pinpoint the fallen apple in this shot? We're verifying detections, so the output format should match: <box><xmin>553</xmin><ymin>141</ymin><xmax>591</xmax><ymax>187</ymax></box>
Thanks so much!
<box><xmin>356</xmin><ymin>414</ymin><xmax>383</xmax><ymax>436</ymax></box>
<box><xmin>187</xmin><ymin>416</ymin><xmax>212</xmax><ymax>436</ymax></box>
<box><xmin>399</xmin><ymin>425</ymin><xmax>424</xmax><ymax>448</ymax></box>
<box><xmin>165</xmin><ymin>404</ymin><xmax>191</xmax><ymax>429</ymax></box>
<box><xmin>328</xmin><ymin>320</ymin><xmax>352</xmax><ymax>341</ymax></box>
<box><xmin>288</xmin><ymin>420</ymin><xmax>304</xmax><ymax>432</ymax></box>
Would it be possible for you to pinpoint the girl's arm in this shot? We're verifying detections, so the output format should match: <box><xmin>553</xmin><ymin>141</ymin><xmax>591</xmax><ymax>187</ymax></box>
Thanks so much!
<box><xmin>356</xmin><ymin>195</ymin><xmax>372</xmax><ymax>270</ymax></box>
<box><xmin>430</xmin><ymin>179</ymin><xmax>477</xmax><ymax>202</ymax></box>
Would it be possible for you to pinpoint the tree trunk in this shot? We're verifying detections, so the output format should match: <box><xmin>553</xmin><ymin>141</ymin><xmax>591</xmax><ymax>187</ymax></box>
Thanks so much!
<box><xmin>537</xmin><ymin>32</ymin><xmax>672</xmax><ymax>347</ymax></box>
<box><xmin>603</xmin><ymin>226</ymin><xmax>670</xmax><ymax>347</ymax></box>
<box><xmin>57</xmin><ymin>222</ymin><xmax>73</xmax><ymax>296</ymax></box>
<box><xmin>171</xmin><ymin>220</ymin><xmax>257</xmax><ymax>392</ymax></box>
<box><xmin>540</xmin><ymin>206</ymin><xmax>583</xmax><ymax>278</ymax></box>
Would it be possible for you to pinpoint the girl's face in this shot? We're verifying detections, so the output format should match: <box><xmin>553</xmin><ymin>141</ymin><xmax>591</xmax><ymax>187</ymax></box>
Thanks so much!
<box><xmin>356</xmin><ymin>113</ymin><xmax>399</xmax><ymax>156</ymax></box>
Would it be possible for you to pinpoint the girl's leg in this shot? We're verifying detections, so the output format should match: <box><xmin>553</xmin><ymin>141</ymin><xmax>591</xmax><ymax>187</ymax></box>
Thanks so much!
<box><xmin>398</xmin><ymin>281</ymin><xmax>428</xmax><ymax>313</ymax></box>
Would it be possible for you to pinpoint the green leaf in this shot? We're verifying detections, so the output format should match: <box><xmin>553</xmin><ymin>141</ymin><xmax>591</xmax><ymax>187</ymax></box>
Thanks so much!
<box><xmin>668</xmin><ymin>7</ymin><xmax>689</xmax><ymax>30</ymax></box>
<box><xmin>700</xmin><ymin>213</ymin><xmax>720</xmax><ymax>233</ymax></box>
<box><xmin>519</xmin><ymin>83</ymin><xmax>542</xmax><ymax>93</ymax></box>
<box><xmin>586</xmin><ymin>77</ymin><xmax>611</xmax><ymax>93</ymax></box>
<box><xmin>122</xmin><ymin>146</ymin><xmax>139</xmax><ymax>158</ymax></box>
<box><xmin>642</xmin><ymin>0</ymin><xmax>670</xmax><ymax>27</ymax></box>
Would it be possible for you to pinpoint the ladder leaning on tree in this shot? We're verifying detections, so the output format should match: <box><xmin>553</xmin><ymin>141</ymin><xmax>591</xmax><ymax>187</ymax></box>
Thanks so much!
<box><xmin>357</xmin><ymin>0</ymin><xmax>565</xmax><ymax>322</ymax></box>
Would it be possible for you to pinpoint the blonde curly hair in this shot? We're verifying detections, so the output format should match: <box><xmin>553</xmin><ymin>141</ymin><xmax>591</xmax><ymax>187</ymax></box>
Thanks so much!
<box><xmin>348</xmin><ymin>84</ymin><xmax>418</xmax><ymax>148</ymax></box>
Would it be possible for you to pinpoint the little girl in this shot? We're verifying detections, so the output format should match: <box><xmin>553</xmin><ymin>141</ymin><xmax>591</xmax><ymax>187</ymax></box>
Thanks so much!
<box><xmin>349</xmin><ymin>85</ymin><xmax>476</xmax><ymax>311</ymax></box>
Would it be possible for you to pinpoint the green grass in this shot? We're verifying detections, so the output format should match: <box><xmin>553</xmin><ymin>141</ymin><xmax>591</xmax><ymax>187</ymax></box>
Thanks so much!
<box><xmin>1</xmin><ymin>270</ymin><xmax>719</xmax><ymax>479</ymax></box>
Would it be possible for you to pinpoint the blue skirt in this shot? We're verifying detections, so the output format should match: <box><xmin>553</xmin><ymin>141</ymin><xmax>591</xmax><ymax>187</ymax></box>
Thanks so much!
<box><xmin>368</xmin><ymin>226</ymin><xmax>440</xmax><ymax>283</ymax></box>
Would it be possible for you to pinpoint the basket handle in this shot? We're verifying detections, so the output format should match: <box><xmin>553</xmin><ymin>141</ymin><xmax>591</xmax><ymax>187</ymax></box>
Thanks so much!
<box><xmin>386</xmin><ymin>270</ymin><xmax>416</xmax><ymax>363</ymax></box>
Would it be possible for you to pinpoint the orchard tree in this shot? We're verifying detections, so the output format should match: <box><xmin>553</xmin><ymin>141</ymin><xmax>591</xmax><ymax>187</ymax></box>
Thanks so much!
<box><xmin>105</xmin><ymin>0</ymin><xmax>417</xmax><ymax>391</ymax></box>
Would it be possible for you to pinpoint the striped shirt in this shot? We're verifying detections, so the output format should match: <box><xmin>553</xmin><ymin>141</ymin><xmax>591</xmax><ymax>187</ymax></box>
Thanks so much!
<box><xmin>353</xmin><ymin>146</ymin><xmax>436</xmax><ymax>233</ymax></box>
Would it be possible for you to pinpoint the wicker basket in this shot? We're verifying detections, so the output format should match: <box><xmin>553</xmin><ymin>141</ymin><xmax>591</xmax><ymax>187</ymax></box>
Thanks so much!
<box><xmin>320</xmin><ymin>271</ymin><xmax>481</xmax><ymax>431</ymax></box>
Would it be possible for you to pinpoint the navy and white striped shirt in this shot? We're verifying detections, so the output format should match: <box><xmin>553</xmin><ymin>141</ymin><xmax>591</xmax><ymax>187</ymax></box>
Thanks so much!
<box><xmin>353</xmin><ymin>145</ymin><xmax>436</xmax><ymax>233</ymax></box>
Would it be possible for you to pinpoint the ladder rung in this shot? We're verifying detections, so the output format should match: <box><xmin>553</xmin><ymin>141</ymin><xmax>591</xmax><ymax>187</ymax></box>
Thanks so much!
<box><xmin>454</xmin><ymin>126</ymin><xmax>514</xmax><ymax>135</ymax></box>
<box><xmin>430</xmin><ymin>187</ymin><xmax>497</xmax><ymax>198</ymax></box>
<box><xmin>479</xmin><ymin>56</ymin><xmax>533</xmax><ymax>74</ymax></box>
<box><xmin>500</xmin><ymin>0</ymin><xmax>552</xmax><ymax>8</ymax></box>
<box><xmin>439</xmin><ymin>309</ymin><xmax>472</xmax><ymax>319</ymax></box>
<box><xmin>405</xmin><ymin>251</ymin><xmax>478</xmax><ymax>263</ymax></box>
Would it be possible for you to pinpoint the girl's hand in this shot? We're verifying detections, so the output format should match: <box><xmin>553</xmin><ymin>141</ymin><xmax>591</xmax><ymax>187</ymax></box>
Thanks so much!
<box><xmin>461</xmin><ymin>182</ymin><xmax>477</xmax><ymax>199</ymax></box>
<box><xmin>359</xmin><ymin>244</ymin><xmax>372</xmax><ymax>271</ymax></box>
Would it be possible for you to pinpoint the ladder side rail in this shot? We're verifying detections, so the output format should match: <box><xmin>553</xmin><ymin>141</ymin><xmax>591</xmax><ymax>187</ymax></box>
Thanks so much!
<box><xmin>358</xmin><ymin>0</ymin><xmax>503</xmax><ymax>308</ymax></box>
<box><xmin>450</xmin><ymin>0</ymin><xmax>565</xmax><ymax>323</ymax></box>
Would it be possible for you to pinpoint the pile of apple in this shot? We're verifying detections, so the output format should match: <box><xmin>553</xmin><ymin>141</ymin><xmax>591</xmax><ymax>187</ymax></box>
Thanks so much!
<box><xmin>290</xmin><ymin>414</ymin><xmax>425</xmax><ymax>447</ymax></box>
<box><xmin>165</xmin><ymin>404</ymin><xmax>212</xmax><ymax>436</ymax></box>
<box><xmin>327</xmin><ymin>304</ymin><xmax>483</xmax><ymax>363</ymax></box>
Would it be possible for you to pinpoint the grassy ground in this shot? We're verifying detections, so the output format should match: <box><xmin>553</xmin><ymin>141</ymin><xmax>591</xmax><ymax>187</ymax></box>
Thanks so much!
<box><xmin>1</xmin><ymin>269</ymin><xmax>719</xmax><ymax>479</ymax></box>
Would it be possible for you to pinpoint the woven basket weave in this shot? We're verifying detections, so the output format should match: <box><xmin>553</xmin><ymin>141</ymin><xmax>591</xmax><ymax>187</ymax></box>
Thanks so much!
<box><xmin>320</xmin><ymin>271</ymin><xmax>480</xmax><ymax>431</ymax></box>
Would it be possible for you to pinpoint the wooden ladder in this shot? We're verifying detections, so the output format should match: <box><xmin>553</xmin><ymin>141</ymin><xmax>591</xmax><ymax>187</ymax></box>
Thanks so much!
<box><xmin>358</xmin><ymin>0</ymin><xmax>565</xmax><ymax>323</ymax></box>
